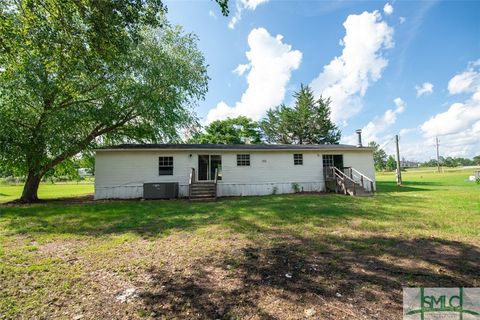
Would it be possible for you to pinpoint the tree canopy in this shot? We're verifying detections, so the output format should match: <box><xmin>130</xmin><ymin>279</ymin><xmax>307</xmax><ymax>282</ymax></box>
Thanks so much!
<box><xmin>474</xmin><ymin>155</ymin><xmax>480</xmax><ymax>166</ymax></box>
<box><xmin>214</xmin><ymin>0</ymin><xmax>230</xmax><ymax>16</ymax></box>
<box><xmin>420</xmin><ymin>156</ymin><xmax>477</xmax><ymax>167</ymax></box>
<box><xmin>385</xmin><ymin>155</ymin><xmax>397</xmax><ymax>171</ymax></box>
<box><xmin>190</xmin><ymin>116</ymin><xmax>262</xmax><ymax>144</ymax></box>
<box><xmin>0</xmin><ymin>0</ymin><xmax>210</xmax><ymax>202</ymax></box>
<box><xmin>368</xmin><ymin>141</ymin><xmax>387</xmax><ymax>171</ymax></box>
<box><xmin>260</xmin><ymin>84</ymin><xmax>341</xmax><ymax>144</ymax></box>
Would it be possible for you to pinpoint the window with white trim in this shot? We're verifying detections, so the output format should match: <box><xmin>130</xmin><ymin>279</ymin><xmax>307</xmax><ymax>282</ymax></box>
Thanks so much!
<box><xmin>158</xmin><ymin>156</ymin><xmax>173</xmax><ymax>175</ymax></box>
<box><xmin>293</xmin><ymin>154</ymin><xmax>303</xmax><ymax>165</ymax></box>
<box><xmin>236</xmin><ymin>154</ymin><xmax>250</xmax><ymax>166</ymax></box>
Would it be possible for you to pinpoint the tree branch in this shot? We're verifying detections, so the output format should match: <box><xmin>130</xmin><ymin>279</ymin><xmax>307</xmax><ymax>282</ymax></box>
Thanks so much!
<box><xmin>54</xmin><ymin>78</ymin><xmax>108</xmax><ymax>110</ymax></box>
<box><xmin>55</xmin><ymin>97</ymin><xmax>102</xmax><ymax>110</ymax></box>
<box><xmin>41</xmin><ymin>109</ymin><xmax>137</xmax><ymax>174</ymax></box>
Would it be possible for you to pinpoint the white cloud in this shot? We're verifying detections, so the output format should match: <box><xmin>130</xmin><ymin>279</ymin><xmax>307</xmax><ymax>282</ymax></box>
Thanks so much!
<box><xmin>404</xmin><ymin>123</ymin><xmax>480</xmax><ymax>160</ymax></box>
<box><xmin>363</xmin><ymin>97</ymin><xmax>405</xmax><ymax>142</ymax></box>
<box><xmin>310</xmin><ymin>10</ymin><xmax>394</xmax><ymax>123</ymax></box>
<box><xmin>228</xmin><ymin>0</ymin><xmax>269</xmax><ymax>29</ymax></box>
<box><xmin>208</xmin><ymin>10</ymin><xmax>216</xmax><ymax>18</ymax></box>
<box><xmin>399</xmin><ymin>17</ymin><xmax>406</xmax><ymax>24</ymax></box>
<box><xmin>206</xmin><ymin>27</ymin><xmax>302</xmax><ymax>123</ymax></box>
<box><xmin>399</xmin><ymin>127</ymin><xmax>416</xmax><ymax>136</ymax></box>
<box><xmin>418</xmin><ymin>60</ymin><xmax>480</xmax><ymax>158</ymax></box>
<box><xmin>447</xmin><ymin>71</ymin><xmax>480</xmax><ymax>95</ymax></box>
<box><xmin>415</xmin><ymin>82</ymin><xmax>434</xmax><ymax>96</ymax></box>
<box><xmin>421</xmin><ymin>102</ymin><xmax>480</xmax><ymax>138</ymax></box>
<box><xmin>343</xmin><ymin>97</ymin><xmax>405</xmax><ymax>145</ymax></box>
<box><xmin>470</xmin><ymin>59</ymin><xmax>480</xmax><ymax>67</ymax></box>
<box><xmin>232</xmin><ymin>63</ymin><xmax>251</xmax><ymax>76</ymax></box>
<box><xmin>243</xmin><ymin>0</ymin><xmax>268</xmax><ymax>10</ymax></box>
<box><xmin>383</xmin><ymin>2</ymin><xmax>394</xmax><ymax>15</ymax></box>
<box><xmin>393</xmin><ymin>97</ymin><xmax>406</xmax><ymax>111</ymax></box>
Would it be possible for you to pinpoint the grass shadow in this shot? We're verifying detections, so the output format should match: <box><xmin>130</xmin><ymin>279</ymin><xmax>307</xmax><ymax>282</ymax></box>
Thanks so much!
<box><xmin>0</xmin><ymin>192</ymin><xmax>430</xmax><ymax>238</ymax></box>
<box><xmin>376</xmin><ymin>180</ymin><xmax>436</xmax><ymax>193</ymax></box>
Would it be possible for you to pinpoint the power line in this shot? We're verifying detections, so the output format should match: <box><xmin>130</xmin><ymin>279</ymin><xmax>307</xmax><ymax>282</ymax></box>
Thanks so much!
<box><xmin>380</xmin><ymin>136</ymin><xmax>395</xmax><ymax>150</ymax></box>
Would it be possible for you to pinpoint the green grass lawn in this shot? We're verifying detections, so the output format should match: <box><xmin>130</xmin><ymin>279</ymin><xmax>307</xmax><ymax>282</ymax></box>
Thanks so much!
<box><xmin>0</xmin><ymin>169</ymin><xmax>479</xmax><ymax>319</ymax></box>
<box><xmin>0</xmin><ymin>182</ymin><xmax>94</xmax><ymax>204</ymax></box>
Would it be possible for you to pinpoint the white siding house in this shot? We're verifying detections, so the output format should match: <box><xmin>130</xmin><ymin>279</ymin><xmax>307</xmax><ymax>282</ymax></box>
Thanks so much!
<box><xmin>94</xmin><ymin>144</ymin><xmax>375</xmax><ymax>200</ymax></box>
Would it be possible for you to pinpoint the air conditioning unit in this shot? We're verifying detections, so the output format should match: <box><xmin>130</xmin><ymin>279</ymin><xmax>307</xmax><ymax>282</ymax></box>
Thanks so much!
<box><xmin>143</xmin><ymin>182</ymin><xmax>179</xmax><ymax>199</ymax></box>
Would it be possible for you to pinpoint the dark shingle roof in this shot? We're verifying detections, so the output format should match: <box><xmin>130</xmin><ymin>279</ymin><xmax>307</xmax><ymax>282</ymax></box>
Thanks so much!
<box><xmin>97</xmin><ymin>143</ymin><xmax>372</xmax><ymax>151</ymax></box>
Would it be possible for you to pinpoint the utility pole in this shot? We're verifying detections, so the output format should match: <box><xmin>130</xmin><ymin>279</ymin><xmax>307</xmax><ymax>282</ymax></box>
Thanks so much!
<box><xmin>395</xmin><ymin>134</ymin><xmax>402</xmax><ymax>186</ymax></box>
<box><xmin>435</xmin><ymin>136</ymin><xmax>440</xmax><ymax>173</ymax></box>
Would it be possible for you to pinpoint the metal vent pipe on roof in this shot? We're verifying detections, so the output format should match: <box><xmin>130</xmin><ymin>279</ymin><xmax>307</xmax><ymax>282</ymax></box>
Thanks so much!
<box><xmin>356</xmin><ymin>129</ymin><xmax>362</xmax><ymax>147</ymax></box>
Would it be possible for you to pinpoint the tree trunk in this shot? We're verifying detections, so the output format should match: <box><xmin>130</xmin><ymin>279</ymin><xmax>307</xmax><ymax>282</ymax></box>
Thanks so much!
<box><xmin>20</xmin><ymin>172</ymin><xmax>43</xmax><ymax>203</ymax></box>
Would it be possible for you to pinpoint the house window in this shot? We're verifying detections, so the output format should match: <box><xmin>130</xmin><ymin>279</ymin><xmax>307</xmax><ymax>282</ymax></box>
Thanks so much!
<box><xmin>323</xmin><ymin>155</ymin><xmax>334</xmax><ymax>168</ymax></box>
<box><xmin>237</xmin><ymin>154</ymin><xmax>250</xmax><ymax>166</ymax></box>
<box><xmin>159</xmin><ymin>156</ymin><xmax>173</xmax><ymax>175</ymax></box>
<box><xmin>293</xmin><ymin>154</ymin><xmax>303</xmax><ymax>165</ymax></box>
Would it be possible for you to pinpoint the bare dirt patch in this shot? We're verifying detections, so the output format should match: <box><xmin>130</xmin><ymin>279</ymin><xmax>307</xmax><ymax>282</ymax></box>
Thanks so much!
<box><xmin>2</xmin><ymin>230</ymin><xmax>479</xmax><ymax>319</ymax></box>
<box><xmin>135</xmin><ymin>235</ymin><xmax>479</xmax><ymax>319</ymax></box>
<box><xmin>43</xmin><ymin>234</ymin><xmax>475</xmax><ymax>320</ymax></box>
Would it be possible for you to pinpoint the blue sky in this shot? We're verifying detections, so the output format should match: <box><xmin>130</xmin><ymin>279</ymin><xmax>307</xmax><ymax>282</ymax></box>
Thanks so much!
<box><xmin>165</xmin><ymin>0</ymin><xmax>480</xmax><ymax>160</ymax></box>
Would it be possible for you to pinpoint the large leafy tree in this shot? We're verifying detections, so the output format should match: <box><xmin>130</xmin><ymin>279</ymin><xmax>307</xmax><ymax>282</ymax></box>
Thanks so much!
<box><xmin>190</xmin><ymin>116</ymin><xmax>262</xmax><ymax>144</ymax></box>
<box><xmin>386</xmin><ymin>155</ymin><xmax>397</xmax><ymax>172</ymax></box>
<box><xmin>474</xmin><ymin>155</ymin><xmax>480</xmax><ymax>166</ymax></box>
<box><xmin>368</xmin><ymin>141</ymin><xmax>387</xmax><ymax>171</ymax></box>
<box><xmin>0</xmin><ymin>0</ymin><xmax>210</xmax><ymax>202</ymax></box>
<box><xmin>260</xmin><ymin>84</ymin><xmax>341</xmax><ymax>144</ymax></box>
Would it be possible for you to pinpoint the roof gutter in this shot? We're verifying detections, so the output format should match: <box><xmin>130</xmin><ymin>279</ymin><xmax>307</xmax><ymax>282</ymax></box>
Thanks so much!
<box><xmin>95</xmin><ymin>147</ymin><xmax>374</xmax><ymax>152</ymax></box>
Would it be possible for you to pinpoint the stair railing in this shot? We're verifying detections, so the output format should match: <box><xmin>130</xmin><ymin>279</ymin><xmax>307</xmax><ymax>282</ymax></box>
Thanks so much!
<box><xmin>332</xmin><ymin>166</ymin><xmax>356</xmax><ymax>195</ymax></box>
<box><xmin>213</xmin><ymin>168</ymin><xmax>218</xmax><ymax>198</ymax></box>
<box><xmin>189</xmin><ymin>168</ymin><xmax>195</xmax><ymax>199</ymax></box>
<box><xmin>350</xmin><ymin>167</ymin><xmax>375</xmax><ymax>192</ymax></box>
<box><xmin>343</xmin><ymin>166</ymin><xmax>353</xmax><ymax>180</ymax></box>
<box><xmin>324</xmin><ymin>166</ymin><xmax>335</xmax><ymax>181</ymax></box>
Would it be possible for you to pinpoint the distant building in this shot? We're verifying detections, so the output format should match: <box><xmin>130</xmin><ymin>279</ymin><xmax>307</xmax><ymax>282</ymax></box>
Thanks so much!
<box><xmin>77</xmin><ymin>168</ymin><xmax>92</xmax><ymax>177</ymax></box>
<box><xmin>400</xmin><ymin>160</ymin><xmax>420</xmax><ymax>168</ymax></box>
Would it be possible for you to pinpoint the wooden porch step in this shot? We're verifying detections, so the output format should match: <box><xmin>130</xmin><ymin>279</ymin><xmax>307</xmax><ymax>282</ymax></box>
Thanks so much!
<box><xmin>190</xmin><ymin>185</ymin><xmax>216</xmax><ymax>190</ymax></box>
<box><xmin>346</xmin><ymin>183</ymin><xmax>372</xmax><ymax>196</ymax></box>
<box><xmin>189</xmin><ymin>182</ymin><xmax>217</xmax><ymax>200</ymax></box>
<box><xmin>335</xmin><ymin>179</ymin><xmax>373</xmax><ymax>196</ymax></box>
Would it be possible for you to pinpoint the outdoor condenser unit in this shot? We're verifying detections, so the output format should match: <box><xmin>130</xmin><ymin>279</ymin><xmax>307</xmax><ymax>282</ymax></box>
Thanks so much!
<box><xmin>143</xmin><ymin>182</ymin><xmax>179</xmax><ymax>199</ymax></box>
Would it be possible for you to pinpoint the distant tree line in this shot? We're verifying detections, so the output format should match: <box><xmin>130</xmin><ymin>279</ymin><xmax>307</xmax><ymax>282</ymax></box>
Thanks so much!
<box><xmin>368</xmin><ymin>141</ymin><xmax>480</xmax><ymax>171</ymax></box>
<box><xmin>421</xmin><ymin>156</ymin><xmax>480</xmax><ymax>168</ymax></box>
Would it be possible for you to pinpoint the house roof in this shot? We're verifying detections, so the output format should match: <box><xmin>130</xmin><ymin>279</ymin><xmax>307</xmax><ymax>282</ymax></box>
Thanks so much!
<box><xmin>96</xmin><ymin>143</ymin><xmax>373</xmax><ymax>152</ymax></box>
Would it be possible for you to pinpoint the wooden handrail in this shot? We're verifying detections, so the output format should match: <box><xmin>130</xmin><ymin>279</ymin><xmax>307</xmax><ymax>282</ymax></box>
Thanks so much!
<box><xmin>189</xmin><ymin>168</ymin><xmax>195</xmax><ymax>185</ymax></box>
<box><xmin>351</xmin><ymin>167</ymin><xmax>374</xmax><ymax>182</ymax></box>
<box><xmin>188</xmin><ymin>168</ymin><xmax>195</xmax><ymax>199</ymax></box>
<box><xmin>350</xmin><ymin>167</ymin><xmax>375</xmax><ymax>192</ymax></box>
<box><xmin>333</xmin><ymin>167</ymin><xmax>356</xmax><ymax>184</ymax></box>
<box><xmin>213</xmin><ymin>168</ymin><xmax>218</xmax><ymax>198</ymax></box>
<box><xmin>328</xmin><ymin>166</ymin><xmax>374</xmax><ymax>195</ymax></box>
<box><xmin>332</xmin><ymin>166</ymin><xmax>356</xmax><ymax>195</ymax></box>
